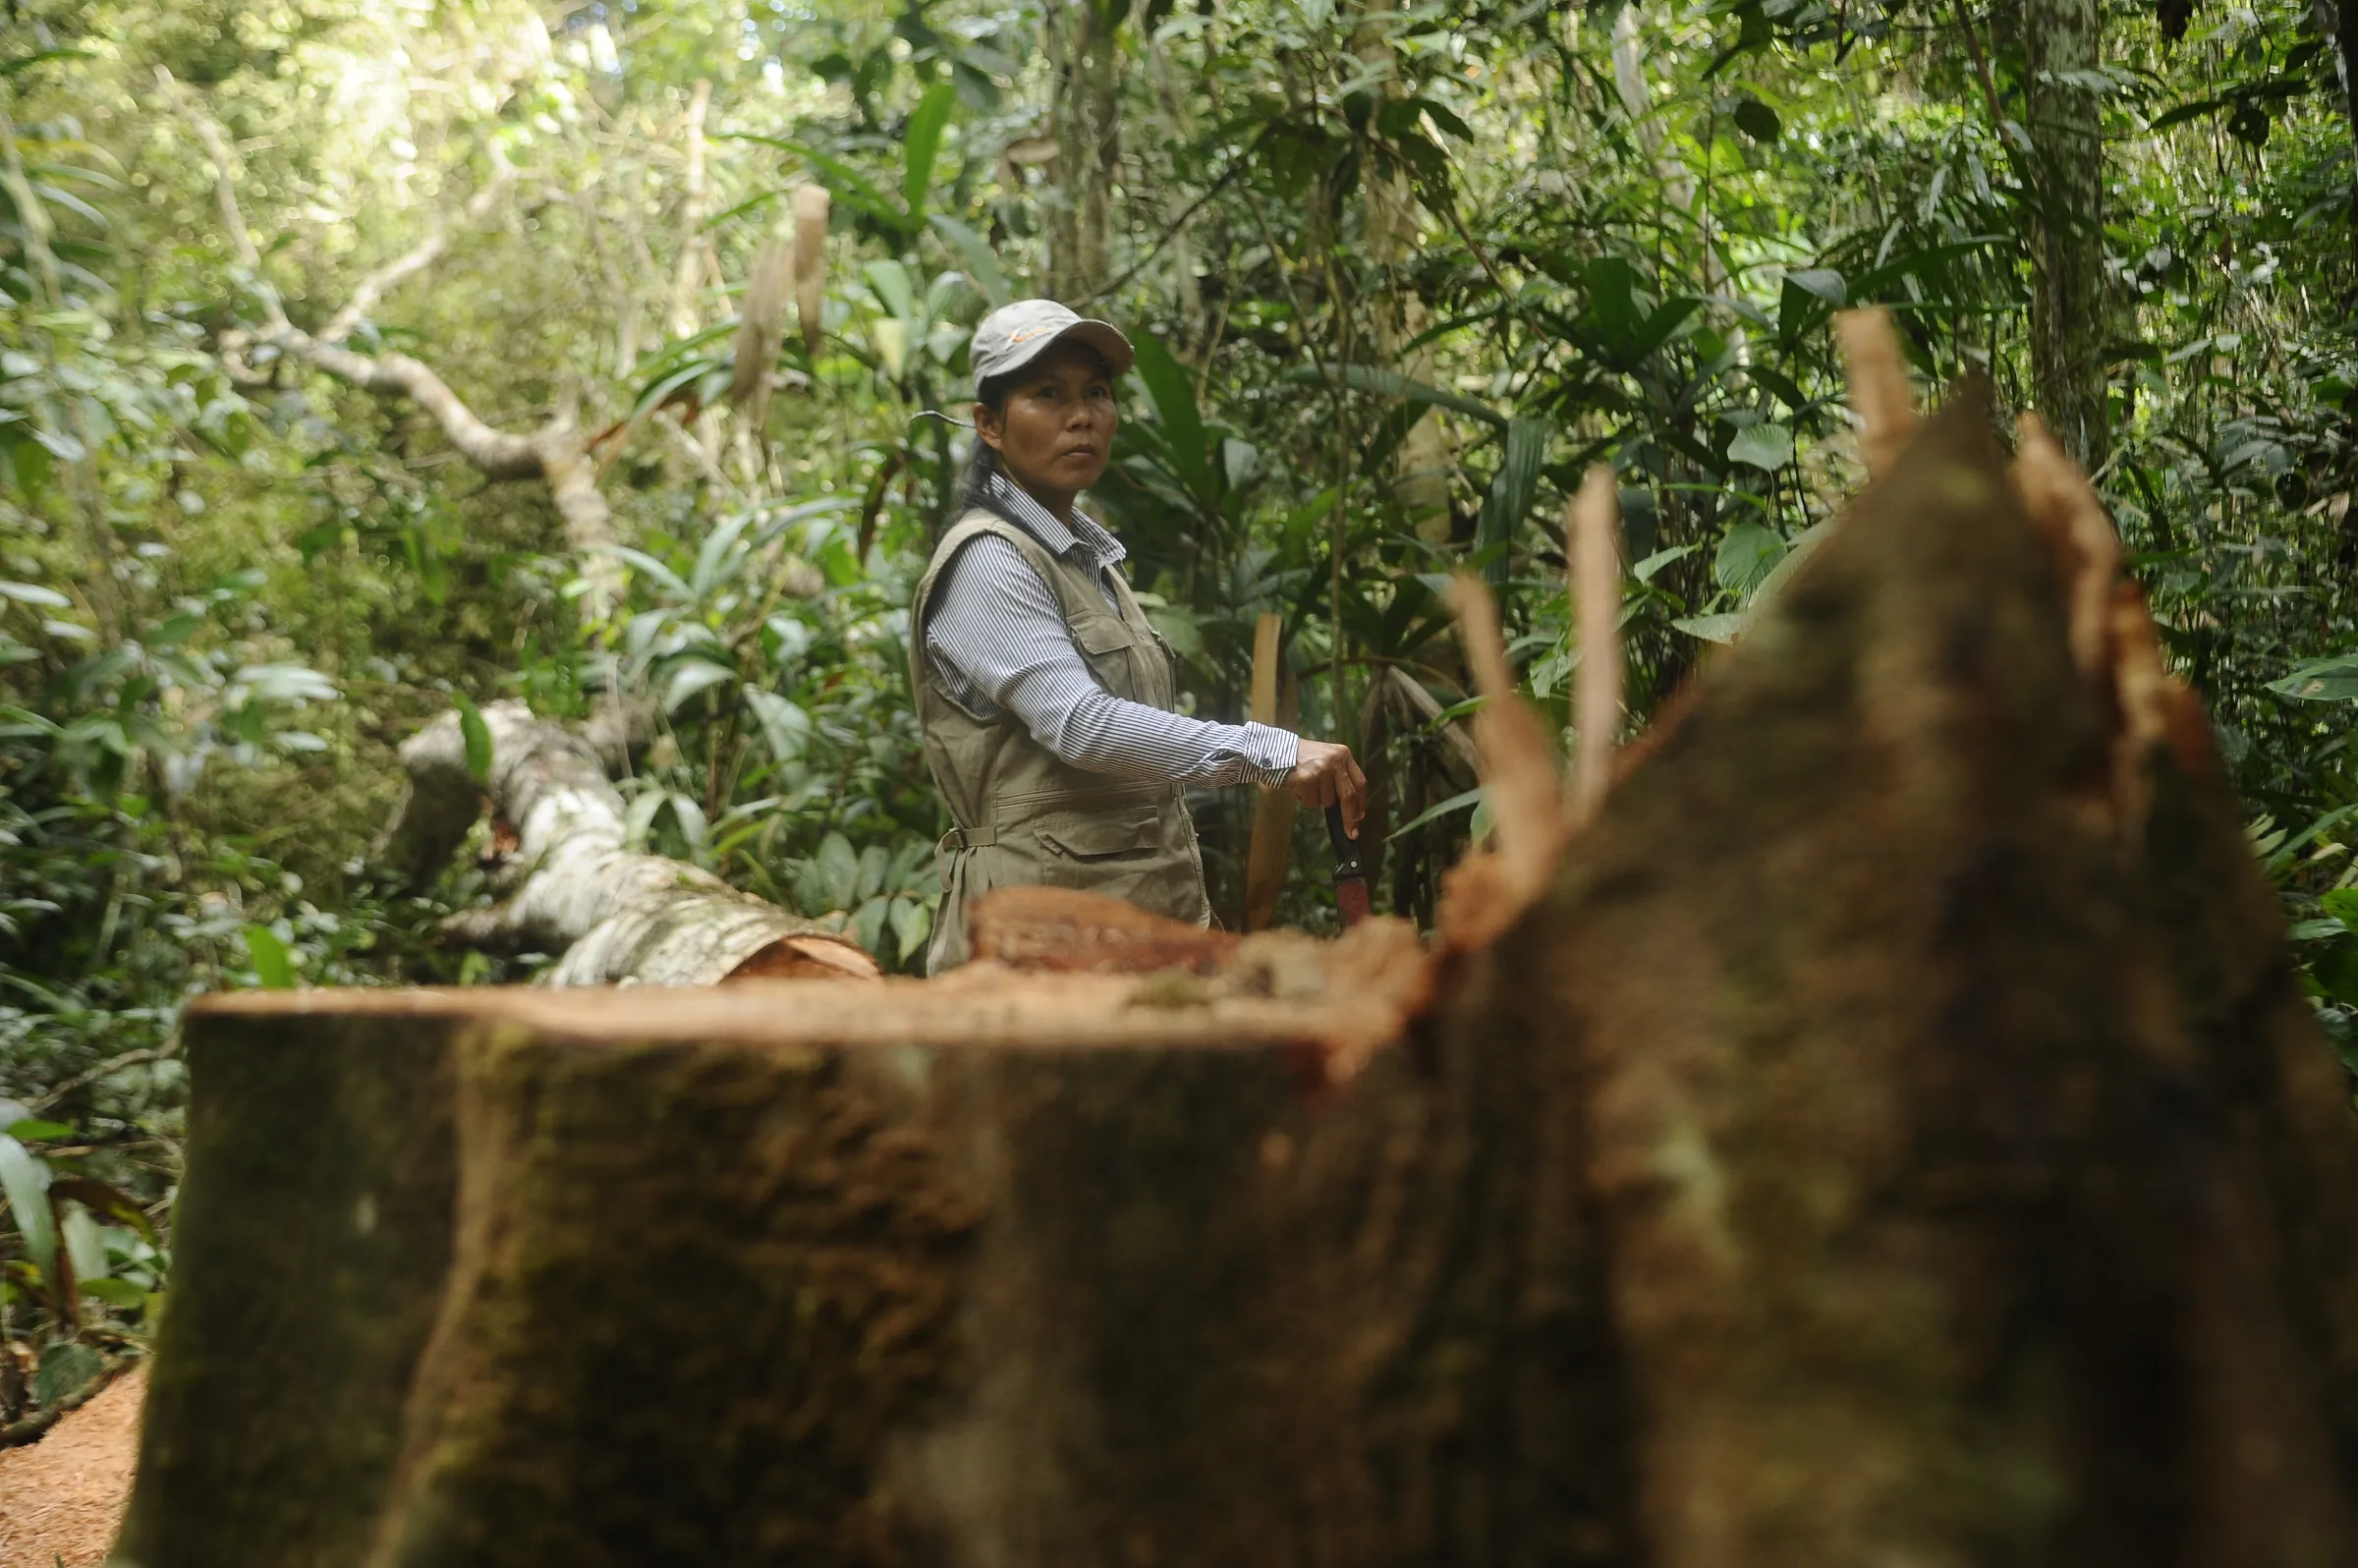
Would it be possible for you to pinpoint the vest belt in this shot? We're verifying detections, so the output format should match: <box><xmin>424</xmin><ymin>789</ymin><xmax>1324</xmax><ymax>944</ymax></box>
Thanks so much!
<box><xmin>938</xmin><ymin>781</ymin><xmax>1180</xmax><ymax>853</ymax></box>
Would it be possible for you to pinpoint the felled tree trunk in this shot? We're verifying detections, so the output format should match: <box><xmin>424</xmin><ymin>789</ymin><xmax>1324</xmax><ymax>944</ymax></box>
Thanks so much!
<box><xmin>381</xmin><ymin>700</ymin><xmax>873</xmax><ymax>985</ymax></box>
<box><xmin>121</xmin><ymin>395</ymin><xmax>2358</xmax><ymax>1567</ymax></box>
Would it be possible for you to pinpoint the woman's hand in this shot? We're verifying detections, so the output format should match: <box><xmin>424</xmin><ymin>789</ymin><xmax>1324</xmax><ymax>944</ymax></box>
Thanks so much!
<box><xmin>1283</xmin><ymin>740</ymin><xmax>1369</xmax><ymax>837</ymax></box>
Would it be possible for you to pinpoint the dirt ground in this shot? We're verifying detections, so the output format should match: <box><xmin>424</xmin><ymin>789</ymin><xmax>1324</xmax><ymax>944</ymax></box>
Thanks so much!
<box><xmin>0</xmin><ymin>1368</ymin><xmax>143</xmax><ymax>1568</ymax></box>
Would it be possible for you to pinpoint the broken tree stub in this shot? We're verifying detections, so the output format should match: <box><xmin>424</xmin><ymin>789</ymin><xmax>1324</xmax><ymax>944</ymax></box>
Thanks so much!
<box><xmin>119</xmin><ymin>395</ymin><xmax>2358</xmax><ymax>1567</ymax></box>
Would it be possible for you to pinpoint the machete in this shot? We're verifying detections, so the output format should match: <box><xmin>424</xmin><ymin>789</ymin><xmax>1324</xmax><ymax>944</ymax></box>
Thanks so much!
<box><xmin>1324</xmin><ymin>804</ymin><xmax>1371</xmax><ymax>927</ymax></box>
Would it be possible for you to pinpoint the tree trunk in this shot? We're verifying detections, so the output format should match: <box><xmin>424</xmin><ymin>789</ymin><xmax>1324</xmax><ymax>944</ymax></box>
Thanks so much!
<box><xmin>1045</xmin><ymin>0</ymin><xmax>1121</xmax><ymax>302</ymax></box>
<box><xmin>1353</xmin><ymin>3</ymin><xmax>1455</xmax><ymax>539</ymax></box>
<box><xmin>381</xmin><ymin>700</ymin><xmax>874</xmax><ymax>985</ymax></box>
<box><xmin>118</xmin><ymin>397</ymin><xmax>2358</xmax><ymax>1566</ymax></box>
<box><xmin>2025</xmin><ymin>0</ymin><xmax>2110</xmax><ymax>469</ymax></box>
<box><xmin>2312</xmin><ymin>0</ymin><xmax>2358</xmax><ymax>272</ymax></box>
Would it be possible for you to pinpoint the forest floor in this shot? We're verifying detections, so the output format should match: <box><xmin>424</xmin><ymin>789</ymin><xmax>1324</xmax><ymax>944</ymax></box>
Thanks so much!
<box><xmin>0</xmin><ymin>1368</ymin><xmax>143</xmax><ymax>1568</ymax></box>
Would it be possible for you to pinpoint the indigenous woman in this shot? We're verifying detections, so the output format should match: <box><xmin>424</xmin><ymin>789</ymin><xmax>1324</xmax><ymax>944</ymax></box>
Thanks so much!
<box><xmin>911</xmin><ymin>299</ymin><xmax>1365</xmax><ymax>972</ymax></box>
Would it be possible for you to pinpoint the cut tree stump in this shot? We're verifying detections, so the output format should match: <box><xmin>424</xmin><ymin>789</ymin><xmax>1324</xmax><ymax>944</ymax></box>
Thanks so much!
<box><xmin>118</xmin><ymin>392</ymin><xmax>2358</xmax><ymax>1567</ymax></box>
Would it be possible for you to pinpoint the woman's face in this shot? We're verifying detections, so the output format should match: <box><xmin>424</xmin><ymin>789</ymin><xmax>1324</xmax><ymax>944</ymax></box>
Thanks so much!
<box><xmin>976</xmin><ymin>340</ymin><xmax>1117</xmax><ymax>506</ymax></box>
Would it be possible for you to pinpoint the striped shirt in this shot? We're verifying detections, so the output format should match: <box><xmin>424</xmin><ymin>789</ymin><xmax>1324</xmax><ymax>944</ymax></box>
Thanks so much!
<box><xmin>925</xmin><ymin>473</ymin><xmax>1299</xmax><ymax>788</ymax></box>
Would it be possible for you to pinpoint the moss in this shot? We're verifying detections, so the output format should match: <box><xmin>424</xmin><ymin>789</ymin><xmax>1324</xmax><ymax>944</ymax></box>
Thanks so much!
<box><xmin>368</xmin><ymin>1025</ymin><xmax>979</xmax><ymax>1567</ymax></box>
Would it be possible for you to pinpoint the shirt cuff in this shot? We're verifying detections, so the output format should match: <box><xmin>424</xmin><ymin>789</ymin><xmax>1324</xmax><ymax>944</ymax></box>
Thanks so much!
<box><xmin>1240</xmin><ymin>722</ymin><xmax>1300</xmax><ymax>788</ymax></box>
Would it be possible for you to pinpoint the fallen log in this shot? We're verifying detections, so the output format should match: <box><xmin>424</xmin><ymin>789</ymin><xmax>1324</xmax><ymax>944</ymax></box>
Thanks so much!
<box><xmin>381</xmin><ymin>700</ymin><xmax>873</xmax><ymax>984</ymax></box>
<box><xmin>118</xmin><ymin>383</ymin><xmax>2358</xmax><ymax>1566</ymax></box>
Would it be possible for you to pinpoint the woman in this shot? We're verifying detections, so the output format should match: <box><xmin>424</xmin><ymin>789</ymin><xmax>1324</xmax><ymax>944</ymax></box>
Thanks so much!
<box><xmin>910</xmin><ymin>299</ymin><xmax>1366</xmax><ymax>972</ymax></box>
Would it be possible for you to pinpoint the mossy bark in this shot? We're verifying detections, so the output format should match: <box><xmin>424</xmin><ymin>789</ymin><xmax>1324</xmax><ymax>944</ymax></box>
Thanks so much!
<box><xmin>120</xmin><ymin>401</ymin><xmax>2358</xmax><ymax>1566</ymax></box>
<box><xmin>115</xmin><ymin>1005</ymin><xmax>460</xmax><ymax>1568</ymax></box>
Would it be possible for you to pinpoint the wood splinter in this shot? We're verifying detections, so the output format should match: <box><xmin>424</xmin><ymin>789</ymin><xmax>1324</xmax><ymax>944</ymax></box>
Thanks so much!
<box><xmin>1569</xmin><ymin>465</ymin><xmax>1624</xmax><ymax>829</ymax></box>
<box><xmin>1436</xmin><ymin>575</ymin><xmax>1569</xmax><ymax>955</ymax></box>
<box><xmin>1835</xmin><ymin>306</ymin><xmax>1918</xmax><ymax>480</ymax></box>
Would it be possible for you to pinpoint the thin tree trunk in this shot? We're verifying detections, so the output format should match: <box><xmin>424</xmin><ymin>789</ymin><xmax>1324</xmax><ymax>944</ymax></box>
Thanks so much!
<box><xmin>2313</xmin><ymin>0</ymin><xmax>2358</xmax><ymax>272</ymax></box>
<box><xmin>2024</xmin><ymin>0</ymin><xmax>2110</xmax><ymax>469</ymax></box>
<box><xmin>1353</xmin><ymin>3</ymin><xmax>1456</xmax><ymax>540</ymax></box>
<box><xmin>1045</xmin><ymin>1</ymin><xmax>1121</xmax><ymax>302</ymax></box>
<box><xmin>668</xmin><ymin>80</ymin><xmax>713</xmax><ymax>343</ymax></box>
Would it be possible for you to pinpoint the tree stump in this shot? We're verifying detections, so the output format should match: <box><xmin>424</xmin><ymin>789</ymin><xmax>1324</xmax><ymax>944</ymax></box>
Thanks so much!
<box><xmin>117</xmin><ymin>395</ymin><xmax>2358</xmax><ymax>1567</ymax></box>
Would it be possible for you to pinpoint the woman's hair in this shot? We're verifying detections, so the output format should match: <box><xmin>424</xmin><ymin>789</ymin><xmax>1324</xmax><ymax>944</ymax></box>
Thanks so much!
<box><xmin>958</xmin><ymin>369</ymin><xmax>1019</xmax><ymax>522</ymax></box>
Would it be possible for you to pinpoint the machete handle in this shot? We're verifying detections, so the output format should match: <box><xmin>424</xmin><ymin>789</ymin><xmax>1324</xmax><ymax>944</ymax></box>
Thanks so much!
<box><xmin>1324</xmin><ymin>804</ymin><xmax>1367</xmax><ymax>882</ymax></box>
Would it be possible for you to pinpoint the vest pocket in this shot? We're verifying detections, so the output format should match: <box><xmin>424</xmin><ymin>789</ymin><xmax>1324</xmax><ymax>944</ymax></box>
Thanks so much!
<box><xmin>1035</xmin><ymin>807</ymin><xmax>1161</xmax><ymax>862</ymax></box>
<box><xmin>1070</xmin><ymin>614</ymin><xmax>1139</xmax><ymax>698</ymax></box>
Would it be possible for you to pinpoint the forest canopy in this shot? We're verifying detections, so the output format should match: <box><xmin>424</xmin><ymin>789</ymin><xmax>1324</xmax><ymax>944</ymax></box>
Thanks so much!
<box><xmin>2</xmin><ymin>0</ymin><xmax>2357</xmax><ymax>1398</ymax></box>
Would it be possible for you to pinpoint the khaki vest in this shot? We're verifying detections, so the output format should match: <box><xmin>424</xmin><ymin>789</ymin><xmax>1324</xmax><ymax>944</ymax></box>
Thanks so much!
<box><xmin>910</xmin><ymin>509</ymin><xmax>1211</xmax><ymax>972</ymax></box>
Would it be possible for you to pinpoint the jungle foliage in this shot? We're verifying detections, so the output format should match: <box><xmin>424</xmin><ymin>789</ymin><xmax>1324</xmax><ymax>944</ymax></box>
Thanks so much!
<box><xmin>1</xmin><ymin>0</ymin><xmax>2356</xmax><ymax>1418</ymax></box>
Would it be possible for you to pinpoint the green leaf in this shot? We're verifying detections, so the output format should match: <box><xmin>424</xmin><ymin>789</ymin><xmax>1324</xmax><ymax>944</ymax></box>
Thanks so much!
<box><xmin>775</xmin><ymin>139</ymin><xmax>909</xmax><ymax>233</ymax></box>
<box><xmin>1778</xmin><ymin>267</ymin><xmax>1848</xmax><ymax>346</ymax></box>
<box><xmin>2323</xmin><ymin>888</ymin><xmax>2358</xmax><ymax>932</ymax></box>
<box><xmin>624</xmin><ymin>787</ymin><xmax>668</xmax><ymax>850</ymax></box>
<box><xmin>744</xmin><ymin>688</ymin><xmax>812</xmax><ymax>762</ymax></box>
<box><xmin>1715</xmin><ymin>522</ymin><xmax>1787</xmax><ymax>594</ymax></box>
<box><xmin>232</xmin><ymin>662</ymin><xmax>339</xmax><ymax>704</ymax></box>
<box><xmin>242</xmin><ymin>924</ymin><xmax>296</xmax><ymax>989</ymax></box>
<box><xmin>61</xmin><ymin>1200</ymin><xmax>104</xmax><ymax>1281</ymax></box>
<box><xmin>1673</xmin><ymin>612</ymin><xmax>1748</xmax><ymax>644</ymax></box>
<box><xmin>0</xmin><ymin>49</ymin><xmax>91</xmax><ymax>79</ymax></box>
<box><xmin>1732</xmin><ymin>97</ymin><xmax>1781</xmax><ymax>142</ymax></box>
<box><xmin>689</xmin><ymin>508</ymin><xmax>762</xmax><ymax>602</ymax></box>
<box><xmin>1726</xmin><ymin>422</ymin><xmax>1795</xmax><ymax>473</ymax></box>
<box><xmin>596</xmin><ymin>544</ymin><xmax>695</xmax><ymax>602</ymax></box>
<box><xmin>1315</xmin><ymin>364</ymin><xmax>1507</xmax><ymax>428</ymax></box>
<box><xmin>863</xmin><ymin>258</ymin><xmax>917</xmax><ymax>322</ymax></box>
<box><xmin>669</xmin><ymin>792</ymin><xmax>708</xmax><ymax>856</ymax></box>
<box><xmin>1633</xmin><ymin>543</ymin><xmax>1697</xmax><ymax>583</ymax></box>
<box><xmin>1131</xmin><ymin>331</ymin><xmax>1214</xmax><ymax>503</ymax></box>
<box><xmin>0</xmin><ymin>580</ymin><xmax>70</xmax><ymax>607</ymax></box>
<box><xmin>32</xmin><ymin>1340</ymin><xmax>99</xmax><ymax>1408</ymax></box>
<box><xmin>0</xmin><ymin>428</ymin><xmax>50</xmax><ymax>500</ymax></box>
<box><xmin>853</xmin><ymin>894</ymin><xmax>891</xmax><ymax>956</ymax></box>
<box><xmin>1476</xmin><ymin>417</ymin><xmax>1549</xmax><ymax>589</ymax></box>
<box><xmin>662</xmin><ymin>656</ymin><xmax>736</xmax><ymax>713</ymax></box>
<box><xmin>1387</xmin><ymin>785</ymin><xmax>1485</xmax><ymax>842</ymax></box>
<box><xmin>887</xmin><ymin>897</ymin><xmax>932</xmax><ymax>963</ymax></box>
<box><xmin>929</xmin><ymin>214</ymin><xmax>1011</xmax><ymax>308</ymax></box>
<box><xmin>0</xmin><ymin>1132</ymin><xmax>55</xmax><ymax>1279</ymax></box>
<box><xmin>902</xmin><ymin>82</ymin><xmax>957</xmax><ymax>219</ymax></box>
<box><xmin>856</xmin><ymin>843</ymin><xmax>890</xmax><ymax>903</ymax></box>
<box><xmin>817</xmin><ymin>831</ymin><xmax>861</xmax><ymax>912</ymax></box>
<box><xmin>2269</xmin><ymin>655</ymin><xmax>2358</xmax><ymax>701</ymax></box>
<box><xmin>1747</xmin><ymin>517</ymin><xmax>1834</xmax><ymax>608</ymax></box>
<box><xmin>453</xmin><ymin>693</ymin><xmax>493</xmax><ymax>785</ymax></box>
<box><xmin>80</xmin><ymin>1275</ymin><xmax>146</xmax><ymax>1309</ymax></box>
<box><xmin>2314</xmin><ymin>940</ymin><xmax>2358</xmax><ymax>1007</ymax></box>
<box><xmin>3</xmin><ymin>1119</ymin><xmax>71</xmax><ymax>1142</ymax></box>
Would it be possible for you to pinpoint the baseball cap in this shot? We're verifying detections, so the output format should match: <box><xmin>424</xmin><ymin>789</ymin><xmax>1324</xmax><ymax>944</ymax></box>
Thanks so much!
<box><xmin>970</xmin><ymin>300</ymin><xmax>1135</xmax><ymax>396</ymax></box>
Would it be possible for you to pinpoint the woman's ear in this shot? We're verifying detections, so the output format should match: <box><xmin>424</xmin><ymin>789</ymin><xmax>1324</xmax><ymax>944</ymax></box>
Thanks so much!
<box><xmin>973</xmin><ymin>403</ymin><xmax>1004</xmax><ymax>454</ymax></box>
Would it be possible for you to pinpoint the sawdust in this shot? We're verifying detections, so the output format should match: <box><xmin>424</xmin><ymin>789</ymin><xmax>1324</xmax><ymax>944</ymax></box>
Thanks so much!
<box><xmin>0</xmin><ymin>1366</ymin><xmax>143</xmax><ymax>1568</ymax></box>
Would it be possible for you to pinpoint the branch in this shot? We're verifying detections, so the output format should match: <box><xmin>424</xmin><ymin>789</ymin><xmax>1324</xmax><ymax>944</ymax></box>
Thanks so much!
<box><xmin>667</xmin><ymin>79</ymin><xmax>712</xmax><ymax>341</ymax></box>
<box><xmin>264</xmin><ymin>328</ymin><xmax>542</xmax><ymax>476</ymax></box>
<box><xmin>1382</xmin><ymin>665</ymin><xmax>1484</xmax><ymax>779</ymax></box>
<box><xmin>157</xmin><ymin>67</ymin><xmax>288</xmax><ymax>331</ymax></box>
<box><xmin>318</xmin><ymin>144</ymin><xmax>518</xmax><ymax>346</ymax></box>
<box><xmin>169</xmin><ymin>81</ymin><xmax>624</xmax><ymax>613</ymax></box>
<box><xmin>30</xmin><ymin>1046</ymin><xmax>175</xmax><ymax>1114</ymax></box>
